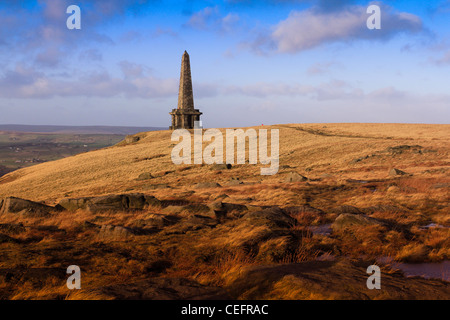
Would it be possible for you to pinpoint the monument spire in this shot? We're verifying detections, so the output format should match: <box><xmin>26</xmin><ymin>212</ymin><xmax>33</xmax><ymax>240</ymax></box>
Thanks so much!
<box><xmin>169</xmin><ymin>51</ymin><xmax>202</xmax><ymax>130</ymax></box>
<box><xmin>177</xmin><ymin>51</ymin><xmax>194</xmax><ymax>110</ymax></box>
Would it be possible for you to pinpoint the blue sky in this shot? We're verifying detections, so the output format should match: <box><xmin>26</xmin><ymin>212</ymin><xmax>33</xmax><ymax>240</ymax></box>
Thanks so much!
<box><xmin>0</xmin><ymin>0</ymin><xmax>449</xmax><ymax>127</ymax></box>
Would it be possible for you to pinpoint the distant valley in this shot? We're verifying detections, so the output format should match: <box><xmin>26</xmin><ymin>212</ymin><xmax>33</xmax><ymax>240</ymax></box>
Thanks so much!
<box><xmin>0</xmin><ymin>125</ymin><xmax>164</xmax><ymax>176</ymax></box>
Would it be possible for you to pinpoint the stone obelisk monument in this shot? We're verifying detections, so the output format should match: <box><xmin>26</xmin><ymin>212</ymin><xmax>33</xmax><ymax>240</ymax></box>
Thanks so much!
<box><xmin>170</xmin><ymin>51</ymin><xmax>202</xmax><ymax>129</ymax></box>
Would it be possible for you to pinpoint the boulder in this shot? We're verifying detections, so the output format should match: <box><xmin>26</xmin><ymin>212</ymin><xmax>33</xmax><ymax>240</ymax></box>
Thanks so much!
<box><xmin>162</xmin><ymin>206</ymin><xmax>186</xmax><ymax>215</ymax></box>
<box><xmin>223</xmin><ymin>202</ymin><xmax>247</xmax><ymax>214</ymax></box>
<box><xmin>144</xmin><ymin>195</ymin><xmax>162</xmax><ymax>207</ymax></box>
<box><xmin>0</xmin><ymin>197</ymin><xmax>56</xmax><ymax>217</ymax></box>
<box><xmin>243</xmin><ymin>207</ymin><xmax>296</xmax><ymax>229</ymax></box>
<box><xmin>387</xmin><ymin>186</ymin><xmax>400</xmax><ymax>193</ymax></box>
<box><xmin>183</xmin><ymin>204</ymin><xmax>211</xmax><ymax>215</ymax></box>
<box><xmin>98</xmin><ymin>225</ymin><xmax>135</xmax><ymax>240</ymax></box>
<box><xmin>331</xmin><ymin>213</ymin><xmax>384</xmax><ymax>231</ymax></box>
<box><xmin>124</xmin><ymin>135</ymin><xmax>140</xmax><ymax>144</ymax></box>
<box><xmin>389</xmin><ymin>168</ymin><xmax>408</xmax><ymax>176</ymax></box>
<box><xmin>387</xmin><ymin>145</ymin><xmax>422</xmax><ymax>155</ymax></box>
<box><xmin>284</xmin><ymin>172</ymin><xmax>308</xmax><ymax>183</ymax></box>
<box><xmin>87</xmin><ymin>194</ymin><xmax>131</xmax><ymax>212</ymax></box>
<box><xmin>224</xmin><ymin>179</ymin><xmax>243</xmax><ymax>187</ymax></box>
<box><xmin>214</xmin><ymin>194</ymin><xmax>230</xmax><ymax>201</ymax></box>
<box><xmin>58</xmin><ymin>197</ymin><xmax>92</xmax><ymax>211</ymax></box>
<box><xmin>246</xmin><ymin>204</ymin><xmax>274</xmax><ymax>212</ymax></box>
<box><xmin>208</xmin><ymin>200</ymin><xmax>225</xmax><ymax>212</ymax></box>
<box><xmin>141</xmin><ymin>214</ymin><xmax>179</xmax><ymax>228</ymax></box>
<box><xmin>136</xmin><ymin>172</ymin><xmax>154</xmax><ymax>180</ymax></box>
<box><xmin>206</xmin><ymin>201</ymin><xmax>247</xmax><ymax>219</ymax></box>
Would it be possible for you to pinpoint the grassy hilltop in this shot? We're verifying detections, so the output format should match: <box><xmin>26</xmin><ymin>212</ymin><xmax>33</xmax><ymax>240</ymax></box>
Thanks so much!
<box><xmin>0</xmin><ymin>123</ymin><xmax>448</xmax><ymax>203</ymax></box>
<box><xmin>0</xmin><ymin>123</ymin><xmax>448</xmax><ymax>299</ymax></box>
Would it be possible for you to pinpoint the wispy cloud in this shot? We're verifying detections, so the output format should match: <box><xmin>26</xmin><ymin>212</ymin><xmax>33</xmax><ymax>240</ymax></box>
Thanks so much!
<box><xmin>186</xmin><ymin>6</ymin><xmax>240</xmax><ymax>33</ymax></box>
<box><xmin>307</xmin><ymin>61</ymin><xmax>340</xmax><ymax>75</ymax></box>
<box><xmin>431</xmin><ymin>50</ymin><xmax>450</xmax><ymax>65</ymax></box>
<box><xmin>0</xmin><ymin>60</ymin><xmax>220</xmax><ymax>100</ymax></box>
<box><xmin>223</xmin><ymin>79</ymin><xmax>363</xmax><ymax>100</ymax></box>
<box><xmin>0</xmin><ymin>62</ymin><xmax>176</xmax><ymax>99</ymax></box>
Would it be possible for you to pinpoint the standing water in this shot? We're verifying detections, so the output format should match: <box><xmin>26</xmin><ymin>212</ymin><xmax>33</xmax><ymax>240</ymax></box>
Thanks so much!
<box><xmin>377</xmin><ymin>257</ymin><xmax>450</xmax><ymax>282</ymax></box>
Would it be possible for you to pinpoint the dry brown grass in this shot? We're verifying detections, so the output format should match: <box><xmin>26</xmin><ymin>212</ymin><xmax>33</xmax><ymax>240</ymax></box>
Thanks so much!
<box><xmin>0</xmin><ymin>123</ymin><xmax>448</xmax><ymax>206</ymax></box>
<box><xmin>0</xmin><ymin>123</ymin><xmax>448</xmax><ymax>299</ymax></box>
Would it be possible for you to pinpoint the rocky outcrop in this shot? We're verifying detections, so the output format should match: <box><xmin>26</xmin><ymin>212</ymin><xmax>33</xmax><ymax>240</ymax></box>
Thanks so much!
<box><xmin>57</xmin><ymin>197</ymin><xmax>92</xmax><ymax>211</ymax></box>
<box><xmin>58</xmin><ymin>193</ymin><xmax>161</xmax><ymax>212</ymax></box>
<box><xmin>0</xmin><ymin>197</ymin><xmax>57</xmax><ymax>217</ymax></box>
<box><xmin>125</xmin><ymin>135</ymin><xmax>140</xmax><ymax>144</ymax></box>
<box><xmin>131</xmin><ymin>214</ymin><xmax>179</xmax><ymax>229</ymax></box>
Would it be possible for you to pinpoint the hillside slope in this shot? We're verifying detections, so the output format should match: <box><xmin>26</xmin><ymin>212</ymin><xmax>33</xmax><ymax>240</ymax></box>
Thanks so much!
<box><xmin>0</xmin><ymin>123</ymin><xmax>448</xmax><ymax>300</ymax></box>
<box><xmin>0</xmin><ymin>123</ymin><xmax>448</xmax><ymax>206</ymax></box>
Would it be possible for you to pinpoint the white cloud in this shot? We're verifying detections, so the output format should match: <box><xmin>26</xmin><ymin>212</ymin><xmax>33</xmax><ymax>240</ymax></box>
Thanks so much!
<box><xmin>252</xmin><ymin>3</ymin><xmax>423</xmax><ymax>54</ymax></box>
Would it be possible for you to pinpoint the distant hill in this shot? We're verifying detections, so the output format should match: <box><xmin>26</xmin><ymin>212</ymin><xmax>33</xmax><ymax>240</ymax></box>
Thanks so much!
<box><xmin>0</xmin><ymin>124</ymin><xmax>165</xmax><ymax>135</ymax></box>
<box><xmin>0</xmin><ymin>165</ymin><xmax>13</xmax><ymax>177</ymax></box>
